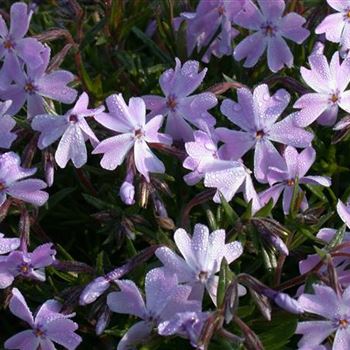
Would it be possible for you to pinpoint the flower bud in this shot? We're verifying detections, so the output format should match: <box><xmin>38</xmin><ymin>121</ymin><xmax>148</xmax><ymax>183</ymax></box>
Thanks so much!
<box><xmin>96</xmin><ymin>305</ymin><xmax>111</xmax><ymax>335</ymax></box>
<box><xmin>273</xmin><ymin>292</ymin><xmax>304</xmax><ymax>314</ymax></box>
<box><xmin>79</xmin><ymin>277</ymin><xmax>110</xmax><ymax>305</ymax></box>
<box><xmin>43</xmin><ymin>150</ymin><xmax>55</xmax><ymax>187</ymax></box>
<box><xmin>120</xmin><ymin>181</ymin><xmax>135</xmax><ymax>205</ymax></box>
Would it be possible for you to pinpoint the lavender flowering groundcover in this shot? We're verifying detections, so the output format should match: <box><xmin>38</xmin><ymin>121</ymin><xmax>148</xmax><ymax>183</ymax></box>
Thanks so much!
<box><xmin>2</xmin><ymin>0</ymin><xmax>350</xmax><ymax>349</ymax></box>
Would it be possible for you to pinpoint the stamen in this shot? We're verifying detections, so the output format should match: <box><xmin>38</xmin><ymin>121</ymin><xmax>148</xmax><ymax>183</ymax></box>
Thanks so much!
<box><xmin>166</xmin><ymin>95</ymin><xmax>177</xmax><ymax>111</ymax></box>
<box><xmin>69</xmin><ymin>114</ymin><xmax>79</xmax><ymax>123</ymax></box>
<box><xmin>256</xmin><ymin>130</ymin><xmax>265</xmax><ymax>139</ymax></box>
<box><xmin>287</xmin><ymin>179</ymin><xmax>295</xmax><ymax>186</ymax></box>
<box><xmin>198</xmin><ymin>271</ymin><xmax>208</xmax><ymax>283</ymax></box>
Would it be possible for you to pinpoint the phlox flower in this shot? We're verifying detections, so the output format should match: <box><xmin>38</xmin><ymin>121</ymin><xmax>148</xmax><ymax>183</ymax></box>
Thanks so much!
<box><xmin>155</xmin><ymin>224</ymin><xmax>243</xmax><ymax>305</ymax></box>
<box><xmin>0</xmin><ymin>243</ymin><xmax>56</xmax><ymax>289</ymax></box>
<box><xmin>0</xmin><ymin>100</ymin><xmax>16</xmax><ymax>148</ymax></box>
<box><xmin>183</xmin><ymin>124</ymin><xmax>260</xmax><ymax>211</ymax></box>
<box><xmin>0</xmin><ymin>46</ymin><xmax>77</xmax><ymax>118</ymax></box>
<box><xmin>93</xmin><ymin>94</ymin><xmax>172</xmax><ymax>182</ymax></box>
<box><xmin>296</xmin><ymin>284</ymin><xmax>350</xmax><ymax>349</ymax></box>
<box><xmin>0</xmin><ymin>152</ymin><xmax>48</xmax><ymax>206</ymax></box>
<box><xmin>107</xmin><ymin>268</ymin><xmax>201</xmax><ymax>350</ymax></box>
<box><xmin>315</xmin><ymin>0</ymin><xmax>350</xmax><ymax>52</ymax></box>
<box><xmin>0</xmin><ymin>2</ymin><xmax>45</xmax><ymax>85</ymax></box>
<box><xmin>4</xmin><ymin>288</ymin><xmax>81</xmax><ymax>350</ymax></box>
<box><xmin>299</xmin><ymin>228</ymin><xmax>350</xmax><ymax>288</ymax></box>
<box><xmin>142</xmin><ymin>58</ymin><xmax>217</xmax><ymax>141</ymax></box>
<box><xmin>158</xmin><ymin>311</ymin><xmax>209</xmax><ymax>349</ymax></box>
<box><xmin>234</xmin><ymin>0</ymin><xmax>309</xmax><ymax>72</ymax></box>
<box><xmin>32</xmin><ymin>92</ymin><xmax>104</xmax><ymax>168</ymax></box>
<box><xmin>219</xmin><ymin>84</ymin><xmax>313</xmax><ymax>182</ymax></box>
<box><xmin>294</xmin><ymin>52</ymin><xmax>350</xmax><ymax>127</ymax></box>
<box><xmin>259</xmin><ymin>146</ymin><xmax>331</xmax><ymax>214</ymax></box>
<box><xmin>183</xmin><ymin>126</ymin><xmax>227</xmax><ymax>186</ymax></box>
<box><xmin>182</xmin><ymin>0</ymin><xmax>245</xmax><ymax>62</ymax></box>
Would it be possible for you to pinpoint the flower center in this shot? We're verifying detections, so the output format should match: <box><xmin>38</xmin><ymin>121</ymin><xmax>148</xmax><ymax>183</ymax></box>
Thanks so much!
<box><xmin>34</xmin><ymin>327</ymin><xmax>45</xmax><ymax>338</ymax></box>
<box><xmin>69</xmin><ymin>114</ymin><xmax>79</xmax><ymax>123</ymax></box>
<box><xmin>329</xmin><ymin>90</ymin><xmax>340</xmax><ymax>104</ymax></box>
<box><xmin>24</xmin><ymin>82</ymin><xmax>36</xmax><ymax>94</ymax></box>
<box><xmin>166</xmin><ymin>95</ymin><xmax>177</xmax><ymax>111</ymax></box>
<box><xmin>198</xmin><ymin>271</ymin><xmax>208</xmax><ymax>283</ymax></box>
<box><xmin>343</xmin><ymin>9</ymin><xmax>350</xmax><ymax>21</ymax></box>
<box><xmin>261</xmin><ymin>22</ymin><xmax>277</xmax><ymax>37</ymax></box>
<box><xmin>3</xmin><ymin>39</ymin><xmax>14</xmax><ymax>50</ymax></box>
<box><xmin>218</xmin><ymin>5</ymin><xmax>225</xmax><ymax>15</ymax></box>
<box><xmin>134</xmin><ymin>128</ymin><xmax>144</xmax><ymax>139</ymax></box>
<box><xmin>256</xmin><ymin>130</ymin><xmax>265</xmax><ymax>139</ymax></box>
<box><xmin>287</xmin><ymin>178</ymin><xmax>295</xmax><ymax>186</ymax></box>
<box><xmin>18</xmin><ymin>263</ymin><xmax>31</xmax><ymax>275</ymax></box>
<box><xmin>338</xmin><ymin>319</ymin><xmax>349</xmax><ymax>329</ymax></box>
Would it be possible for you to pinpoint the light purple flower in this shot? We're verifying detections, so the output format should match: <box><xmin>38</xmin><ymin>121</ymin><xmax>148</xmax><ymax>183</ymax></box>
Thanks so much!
<box><xmin>337</xmin><ymin>199</ymin><xmax>350</xmax><ymax>229</ymax></box>
<box><xmin>0</xmin><ymin>233</ymin><xmax>20</xmax><ymax>255</ymax></box>
<box><xmin>183</xmin><ymin>126</ymin><xmax>229</xmax><ymax>186</ymax></box>
<box><xmin>107</xmin><ymin>268</ymin><xmax>201</xmax><ymax>350</ymax></box>
<box><xmin>299</xmin><ymin>228</ymin><xmax>350</xmax><ymax>288</ymax></box>
<box><xmin>259</xmin><ymin>146</ymin><xmax>331</xmax><ymax>214</ymax></box>
<box><xmin>0</xmin><ymin>2</ymin><xmax>45</xmax><ymax>86</ymax></box>
<box><xmin>315</xmin><ymin>0</ymin><xmax>350</xmax><ymax>51</ymax></box>
<box><xmin>93</xmin><ymin>94</ymin><xmax>172</xmax><ymax>182</ymax></box>
<box><xmin>0</xmin><ymin>46</ymin><xmax>77</xmax><ymax>118</ymax></box>
<box><xmin>182</xmin><ymin>0</ymin><xmax>245</xmax><ymax>62</ymax></box>
<box><xmin>294</xmin><ymin>52</ymin><xmax>350</xmax><ymax>127</ymax></box>
<box><xmin>219</xmin><ymin>84</ymin><xmax>313</xmax><ymax>182</ymax></box>
<box><xmin>32</xmin><ymin>92</ymin><xmax>103</xmax><ymax>168</ymax></box>
<box><xmin>4</xmin><ymin>288</ymin><xmax>81</xmax><ymax>350</ymax></box>
<box><xmin>155</xmin><ymin>224</ymin><xmax>243</xmax><ymax>305</ymax></box>
<box><xmin>0</xmin><ymin>100</ymin><xmax>16</xmax><ymax>148</ymax></box>
<box><xmin>0</xmin><ymin>243</ymin><xmax>56</xmax><ymax>288</ymax></box>
<box><xmin>233</xmin><ymin>0</ymin><xmax>309</xmax><ymax>72</ymax></box>
<box><xmin>158</xmin><ymin>311</ymin><xmax>209</xmax><ymax>348</ymax></box>
<box><xmin>0</xmin><ymin>152</ymin><xmax>48</xmax><ymax>206</ymax></box>
<box><xmin>142</xmin><ymin>58</ymin><xmax>217</xmax><ymax>141</ymax></box>
<box><xmin>296</xmin><ymin>284</ymin><xmax>350</xmax><ymax>349</ymax></box>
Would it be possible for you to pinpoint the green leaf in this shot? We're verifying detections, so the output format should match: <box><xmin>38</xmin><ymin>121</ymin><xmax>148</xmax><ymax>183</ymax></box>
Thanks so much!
<box><xmin>131</xmin><ymin>27</ymin><xmax>172</xmax><ymax>63</ymax></box>
<box><xmin>254</xmin><ymin>312</ymin><xmax>298</xmax><ymax>350</ymax></box>
<box><xmin>96</xmin><ymin>251</ymin><xmax>104</xmax><ymax>275</ymax></box>
<box><xmin>241</xmin><ymin>200</ymin><xmax>253</xmax><ymax>221</ymax></box>
<box><xmin>305</xmin><ymin>183</ymin><xmax>328</xmax><ymax>202</ymax></box>
<box><xmin>217</xmin><ymin>258</ymin><xmax>233</xmax><ymax>307</ymax></box>
<box><xmin>254</xmin><ymin>199</ymin><xmax>274</xmax><ymax>218</ymax></box>
<box><xmin>289</xmin><ymin>176</ymin><xmax>300</xmax><ymax>218</ymax></box>
<box><xmin>314</xmin><ymin>245</ymin><xmax>327</xmax><ymax>260</ymax></box>
<box><xmin>327</xmin><ymin>224</ymin><xmax>346</xmax><ymax>250</ymax></box>
<box><xmin>220</xmin><ymin>193</ymin><xmax>239</xmax><ymax>226</ymax></box>
<box><xmin>82</xmin><ymin>193</ymin><xmax>119</xmax><ymax>211</ymax></box>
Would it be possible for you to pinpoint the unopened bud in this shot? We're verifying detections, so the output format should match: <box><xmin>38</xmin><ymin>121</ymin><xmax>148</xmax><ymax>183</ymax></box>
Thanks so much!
<box><xmin>79</xmin><ymin>277</ymin><xmax>109</xmax><ymax>305</ymax></box>
<box><xmin>96</xmin><ymin>305</ymin><xmax>111</xmax><ymax>335</ymax></box>
<box><xmin>273</xmin><ymin>292</ymin><xmax>304</xmax><ymax>314</ymax></box>
<box><xmin>120</xmin><ymin>181</ymin><xmax>135</xmax><ymax>205</ymax></box>
<box><xmin>43</xmin><ymin>150</ymin><xmax>55</xmax><ymax>187</ymax></box>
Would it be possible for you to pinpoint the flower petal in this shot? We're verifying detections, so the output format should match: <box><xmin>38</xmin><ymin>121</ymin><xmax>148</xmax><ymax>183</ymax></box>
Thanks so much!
<box><xmin>9</xmin><ymin>288</ymin><xmax>34</xmax><ymax>326</ymax></box>
<box><xmin>107</xmin><ymin>280</ymin><xmax>146</xmax><ymax>318</ymax></box>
